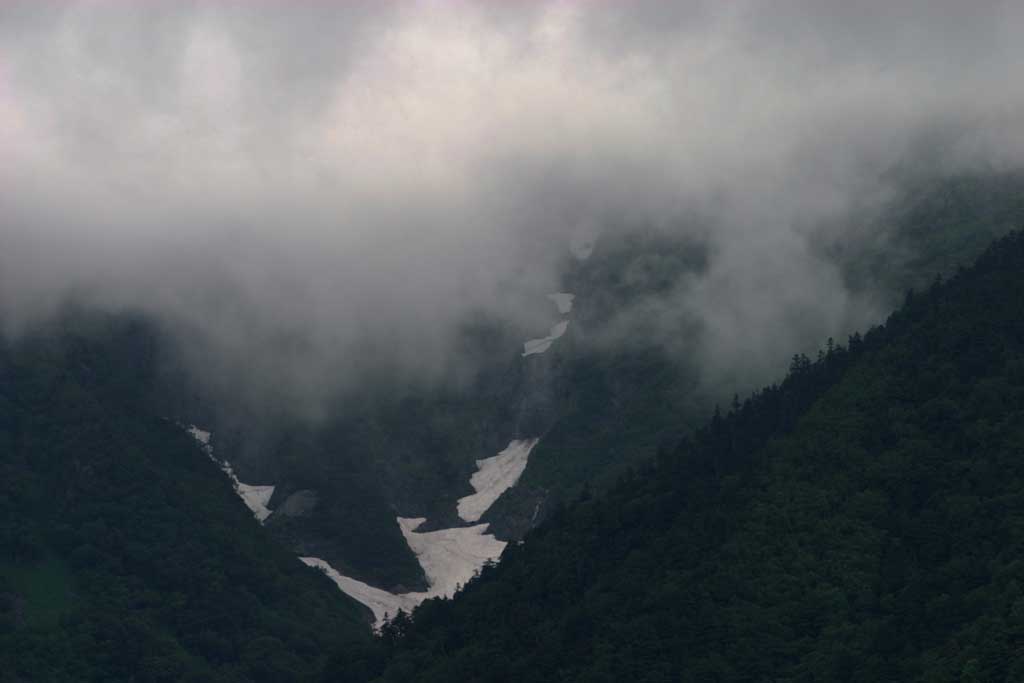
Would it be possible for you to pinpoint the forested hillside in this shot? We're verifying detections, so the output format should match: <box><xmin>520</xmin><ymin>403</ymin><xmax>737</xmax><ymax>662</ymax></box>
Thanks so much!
<box><xmin>364</xmin><ymin>229</ymin><xmax>1024</xmax><ymax>682</ymax></box>
<box><xmin>0</xmin><ymin>315</ymin><xmax>372</xmax><ymax>682</ymax></box>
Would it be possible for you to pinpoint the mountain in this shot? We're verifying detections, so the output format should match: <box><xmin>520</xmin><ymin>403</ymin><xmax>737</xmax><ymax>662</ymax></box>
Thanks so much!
<box><xmin>365</xmin><ymin>229</ymin><xmax>1024</xmax><ymax>682</ymax></box>
<box><xmin>0</xmin><ymin>315</ymin><xmax>372</xmax><ymax>682</ymax></box>
<box><xmin>15</xmin><ymin>169</ymin><xmax>1016</xmax><ymax>630</ymax></box>
<box><xmin>2</xmin><ymin>171</ymin><xmax>1022</xmax><ymax>681</ymax></box>
<box><xmin>484</xmin><ymin>169</ymin><xmax>1024</xmax><ymax>536</ymax></box>
<box><xmin>179</xmin><ymin>171</ymin><xmax>1024</xmax><ymax>599</ymax></box>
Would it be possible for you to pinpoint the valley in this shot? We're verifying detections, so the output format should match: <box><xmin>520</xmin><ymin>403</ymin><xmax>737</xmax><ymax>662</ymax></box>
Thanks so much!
<box><xmin>4</xmin><ymin>4</ymin><xmax>1024</xmax><ymax>678</ymax></box>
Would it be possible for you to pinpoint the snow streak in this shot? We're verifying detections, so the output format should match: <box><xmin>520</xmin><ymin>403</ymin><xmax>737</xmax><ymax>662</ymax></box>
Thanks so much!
<box><xmin>187</xmin><ymin>426</ymin><xmax>275</xmax><ymax>523</ymax></box>
<box><xmin>457</xmin><ymin>438</ymin><xmax>540</xmax><ymax>523</ymax></box>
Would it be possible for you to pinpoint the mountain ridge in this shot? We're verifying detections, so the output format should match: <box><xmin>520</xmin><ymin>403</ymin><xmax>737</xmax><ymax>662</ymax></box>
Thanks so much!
<box><xmin>365</xmin><ymin>229</ymin><xmax>1024</xmax><ymax>682</ymax></box>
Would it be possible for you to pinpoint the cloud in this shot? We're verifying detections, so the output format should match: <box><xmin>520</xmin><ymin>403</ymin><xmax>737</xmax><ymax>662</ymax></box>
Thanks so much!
<box><xmin>1</xmin><ymin>1</ymin><xmax>1022</xmax><ymax>412</ymax></box>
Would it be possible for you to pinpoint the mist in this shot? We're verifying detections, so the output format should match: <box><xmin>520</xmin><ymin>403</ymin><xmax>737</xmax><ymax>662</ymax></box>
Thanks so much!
<box><xmin>2</xmin><ymin>0</ymin><xmax>1023</xmax><ymax>414</ymax></box>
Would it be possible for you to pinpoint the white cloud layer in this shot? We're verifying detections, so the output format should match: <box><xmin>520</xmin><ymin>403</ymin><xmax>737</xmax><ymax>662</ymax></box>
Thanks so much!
<box><xmin>2</xmin><ymin>1</ymin><xmax>1022</xmax><ymax>410</ymax></box>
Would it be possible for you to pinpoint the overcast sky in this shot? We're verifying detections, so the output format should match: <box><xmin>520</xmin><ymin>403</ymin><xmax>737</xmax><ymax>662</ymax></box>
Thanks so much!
<box><xmin>2</xmin><ymin>1</ymin><xmax>1022</xmax><ymax>412</ymax></box>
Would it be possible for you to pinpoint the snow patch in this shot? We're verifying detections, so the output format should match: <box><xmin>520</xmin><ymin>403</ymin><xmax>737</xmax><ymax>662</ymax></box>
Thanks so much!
<box><xmin>522</xmin><ymin>319</ymin><xmax>569</xmax><ymax>357</ymax></box>
<box><xmin>236</xmin><ymin>483</ymin><xmax>275</xmax><ymax>523</ymax></box>
<box><xmin>187</xmin><ymin>425</ymin><xmax>275</xmax><ymax>523</ymax></box>
<box><xmin>549</xmin><ymin>319</ymin><xmax>569</xmax><ymax>339</ymax></box>
<box><xmin>522</xmin><ymin>336</ymin><xmax>555</xmax><ymax>356</ymax></box>
<box><xmin>187</xmin><ymin>423</ymin><xmax>513</xmax><ymax>629</ymax></box>
<box><xmin>548</xmin><ymin>292</ymin><xmax>575</xmax><ymax>314</ymax></box>
<box><xmin>301</xmin><ymin>517</ymin><xmax>507</xmax><ymax>629</ymax></box>
<box><xmin>300</xmin><ymin>557</ymin><xmax>421</xmax><ymax>628</ymax></box>
<box><xmin>457</xmin><ymin>438</ymin><xmax>540</xmax><ymax>522</ymax></box>
<box><xmin>188</xmin><ymin>425</ymin><xmax>211</xmax><ymax>447</ymax></box>
<box><xmin>398</xmin><ymin>517</ymin><xmax>507</xmax><ymax>598</ymax></box>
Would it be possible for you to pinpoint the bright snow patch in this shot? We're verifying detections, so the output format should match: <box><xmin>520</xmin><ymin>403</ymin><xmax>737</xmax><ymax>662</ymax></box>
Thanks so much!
<box><xmin>522</xmin><ymin>319</ymin><xmax>569</xmax><ymax>357</ymax></box>
<box><xmin>548</xmin><ymin>292</ymin><xmax>575</xmax><ymax>314</ymax></box>
<box><xmin>236</xmin><ymin>483</ymin><xmax>275</xmax><ymax>522</ymax></box>
<box><xmin>187</xmin><ymin>425</ymin><xmax>275</xmax><ymax>523</ymax></box>
<box><xmin>397</xmin><ymin>517</ymin><xmax>507</xmax><ymax>598</ymax></box>
<box><xmin>302</xmin><ymin>517</ymin><xmax>507</xmax><ymax>629</ymax></box>
<box><xmin>188</xmin><ymin>426</ymin><xmax>212</xmax><ymax>447</ymax></box>
<box><xmin>522</xmin><ymin>336</ymin><xmax>555</xmax><ymax>356</ymax></box>
<box><xmin>457</xmin><ymin>438</ymin><xmax>540</xmax><ymax>522</ymax></box>
<box><xmin>300</xmin><ymin>557</ymin><xmax>421</xmax><ymax>628</ymax></box>
<box><xmin>187</xmin><ymin>423</ymin><xmax>514</xmax><ymax>628</ymax></box>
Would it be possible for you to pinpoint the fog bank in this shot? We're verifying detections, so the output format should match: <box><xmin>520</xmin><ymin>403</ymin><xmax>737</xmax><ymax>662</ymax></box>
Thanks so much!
<box><xmin>2</xmin><ymin>1</ymin><xmax>1022</xmax><ymax>412</ymax></box>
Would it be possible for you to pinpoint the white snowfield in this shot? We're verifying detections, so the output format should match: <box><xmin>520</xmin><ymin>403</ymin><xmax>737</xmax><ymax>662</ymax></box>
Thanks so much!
<box><xmin>235</xmin><ymin>482</ymin><xmax>275</xmax><ymax>523</ymax></box>
<box><xmin>188</xmin><ymin>423</ymin><xmax>513</xmax><ymax>628</ymax></box>
<box><xmin>398</xmin><ymin>517</ymin><xmax>507</xmax><ymax>598</ymax></box>
<box><xmin>548</xmin><ymin>292</ymin><xmax>575</xmax><ymax>314</ymax></box>
<box><xmin>522</xmin><ymin>319</ymin><xmax>569</xmax><ymax>357</ymax></box>
<box><xmin>299</xmin><ymin>557</ymin><xmax>422</xmax><ymax>627</ymax></box>
<box><xmin>187</xmin><ymin>425</ymin><xmax>275</xmax><ymax>523</ymax></box>
<box><xmin>457</xmin><ymin>438</ymin><xmax>540</xmax><ymax>522</ymax></box>
<box><xmin>302</xmin><ymin>517</ymin><xmax>507</xmax><ymax>629</ymax></box>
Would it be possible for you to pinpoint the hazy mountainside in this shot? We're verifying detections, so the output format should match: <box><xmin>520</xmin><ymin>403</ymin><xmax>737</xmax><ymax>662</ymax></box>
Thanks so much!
<box><xmin>0</xmin><ymin>171</ymin><xmax>1020</xmax><ymax>681</ymax></box>
<box><xmin>829</xmin><ymin>169</ymin><xmax>1024</xmax><ymax>307</ymax></box>
<box><xmin>484</xmin><ymin>230</ymin><xmax>710</xmax><ymax>537</ymax></box>
<box><xmin>53</xmin><ymin>169</ymin><xmax>1024</xmax><ymax>604</ymax></box>
<box><xmin>6</xmin><ymin>4</ymin><xmax>1024</xmax><ymax>681</ymax></box>
<box><xmin>186</xmin><ymin>315</ymin><xmax>534</xmax><ymax>593</ymax></box>
<box><xmin>365</xmin><ymin>229</ymin><xmax>1024</xmax><ymax>682</ymax></box>
<box><xmin>489</xmin><ymin>169</ymin><xmax>1024</xmax><ymax>536</ymax></box>
<box><xmin>0</xmin><ymin>316</ymin><xmax>371</xmax><ymax>683</ymax></box>
<box><xmin>0</xmin><ymin>170</ymin><xmax>1019</xmax><ymax>677</ymax></box>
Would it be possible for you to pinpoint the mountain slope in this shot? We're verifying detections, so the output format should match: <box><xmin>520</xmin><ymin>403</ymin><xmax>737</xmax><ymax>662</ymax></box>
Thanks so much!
<box><xmin>368</xmin><ymin>229</ymin><xmax>1024</xmax><ymax>682</ymax></box>
<box><xmin>144</xmin><ymin>170</ymin><xmax>1024</xmax><ymax>616</ymax></box>
<box><xmin>0</xmin><ymin>315</ymin><xmax>372</xmax><ymax>683</ymax></box>
<box><xmin>2</xmin><ymin>173</ymin><xmax>1018</xmax><ymax>679</ymax></box>
<box><xmin>489</xmin><ymin>170</ymin><xmax>1024</xmax><ymax>538</ymax></box>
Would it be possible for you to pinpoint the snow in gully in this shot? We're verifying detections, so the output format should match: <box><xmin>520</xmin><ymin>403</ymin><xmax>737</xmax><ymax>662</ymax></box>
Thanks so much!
<box><xmin>457</xmin><ymin>438</ymin><xmax>540</xmax><ymax>523</ymax></box>
<box><xmin>189</xmin><ymin>239</ymin><xmax>589</xmax><ymax>628</ymax></box>
<box><xmin>188</xmin><ymin>426</ymin><xmax>274</xmax><ymax>523</ymax></box>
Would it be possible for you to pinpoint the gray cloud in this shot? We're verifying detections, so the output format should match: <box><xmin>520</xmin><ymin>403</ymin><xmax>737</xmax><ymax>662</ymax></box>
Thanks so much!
<box><xmin>1</xmin><ymin>0</ymin><xmax>1022</xmax><ymax>412</ymax></box>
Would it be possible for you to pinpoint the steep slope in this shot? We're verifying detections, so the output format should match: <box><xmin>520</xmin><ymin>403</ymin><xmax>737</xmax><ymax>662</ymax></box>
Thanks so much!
<box><xmin>190</xmin><ymin>314</ymin><xmax>532</xmax><ymax>593</ymax></box>
<box><xmin>7</xmin><ymin>171</ymin><xmax>1014</xmax><ymax>646</ymax></box>
<box><xmin>488</xmin><ymin>171</ymin><xmax>1024</xmax><ymax>541</ymax></box>
<box><xmin>831</xmin><ymin>169</ymin><xmax>1024</xmax><ymax>304</ymax></box>
<box><xmin>168</xmin><ymin>170</ymin><xmax>1024</xmax><ymax>610</ymax></box>
<box><xmin>0</xmin><ymin>315</ymin><xmax>371</xmax><ymax>683</ymax></box>
<box><xmin>368</xmin><ymin>229</ymin><xmax>1024</xmax><ymax>682</ymax></box>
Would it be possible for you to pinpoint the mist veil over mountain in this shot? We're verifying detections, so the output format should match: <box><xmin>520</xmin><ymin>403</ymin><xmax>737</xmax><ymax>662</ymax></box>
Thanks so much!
<box><xmin>2</xmin><ymin>2</ymin><xmax>1024</xmax><ymax>681</ymax></box>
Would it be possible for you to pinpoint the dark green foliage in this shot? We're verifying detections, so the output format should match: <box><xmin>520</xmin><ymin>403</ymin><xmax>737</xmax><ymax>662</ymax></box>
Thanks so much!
<box><xmin>0</xmin><ymin>315</ymin><xmax>371</xmax><ymax>682</ymax></box>
<box><xmin>368</xmin><ymin>231</ymin><xmax>1024</xmax><ymax>682</ymax></box>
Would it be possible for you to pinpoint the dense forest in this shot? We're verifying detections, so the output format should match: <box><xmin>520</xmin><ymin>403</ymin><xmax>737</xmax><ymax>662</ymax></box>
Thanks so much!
<box><xmin>356</xmin><ymin>230</ymin><xmax>1024</xmax><ymax>682</ymax></box>
<box><xmin>0</xmin><ymin>316</ymin><xmax>372</xmax><ymax>682</ymax></box>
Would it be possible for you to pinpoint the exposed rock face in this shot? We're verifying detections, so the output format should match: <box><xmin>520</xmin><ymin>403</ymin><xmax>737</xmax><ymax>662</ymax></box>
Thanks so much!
<box><xmin>277</xmin><ymin>489</ymin><xmax>319</xmax><ymax>518</ymax></box>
